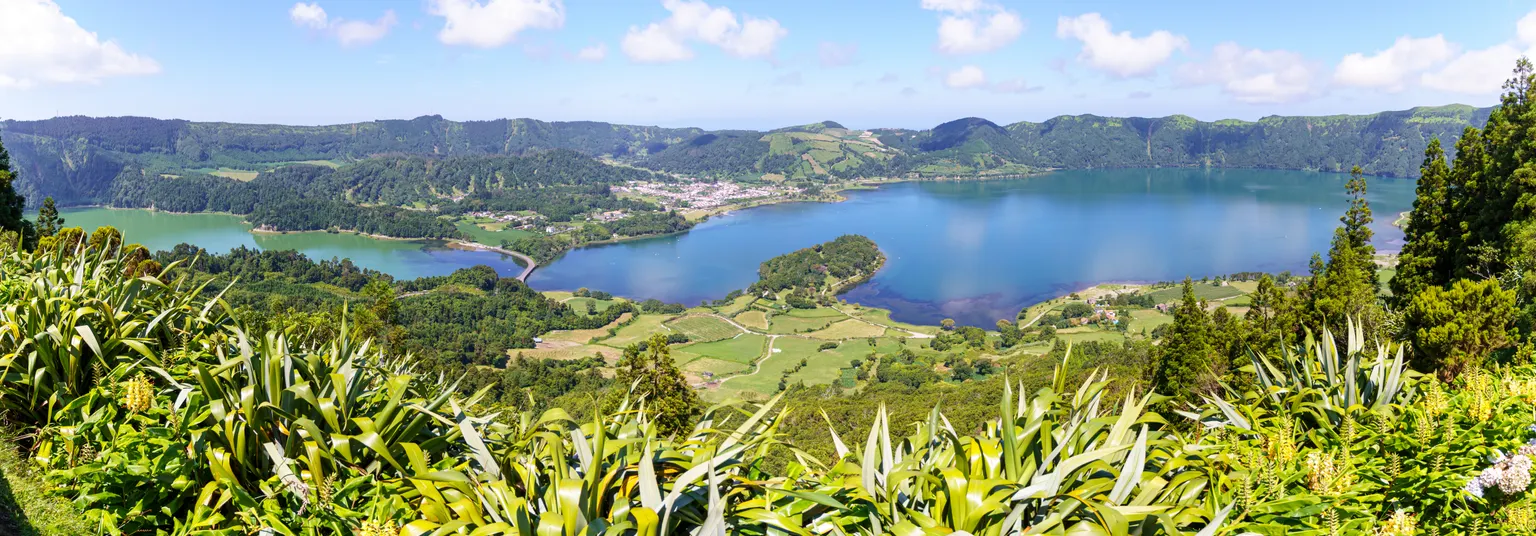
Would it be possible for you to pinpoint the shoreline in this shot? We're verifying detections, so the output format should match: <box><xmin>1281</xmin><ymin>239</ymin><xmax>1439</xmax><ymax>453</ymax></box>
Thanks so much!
<box><xmin>444</xmin><ymin>240</ymin><xmax>538</xmax><ymax>282</ymax></box>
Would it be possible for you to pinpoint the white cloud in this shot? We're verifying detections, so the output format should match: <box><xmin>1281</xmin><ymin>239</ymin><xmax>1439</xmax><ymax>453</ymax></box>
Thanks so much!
<box><xmin>1055</xmin><ymin>13</ymin><xmax>1186</xmax><ymax>77</ymax></box>
<box><xmin>920</xmin><ymin>0</ymin><xmax>985</xmax><ymax>12</ymax></box>
<box><xmin>575</xmin><ymin>43</ymin><xmax>608</xmax><ymax>61</ymax></box>
<box><xmin>991</xmin><ymin>78</ymin><xmax>1041</xmax><ymax>94</ymax></box>
<box><xmin>1421</xmin><ymin>44</ymin><xmax>1525</xmax><ymax>95</ymax></box>
<box><xmin>621</xmin><ymin>0</ymin><xmax>786</xmax><ymax>62</ymax></box>
<box><xmin>945</xmin><ymin>65</ymin><xmax>987</xmax><ymax>89</ymax></box>
<box><xmin>924</xmin><ymin>1</ymin><xmax>1023</xmax><ymax>55</ymax></box>
<box><xmin>941</xmin><ymin>65</ymin><xmax>1036</xmax><ymax>93</ymax></box>
<box><xmin>0</xmin><ymin>0</ymin><xmax>159</xmax><ymax>88</ymax></box>
<box><xmin>1418</xmin><ymin>11</ymin><xmax>1536</xmax><ymax>95</ymax></box>
<box><xmin>334</xmin><ymin>11</ymin><xmax>397</xmax><ymax>47</ymax></box>
<box><xmin>1333</xmin><ymin>35</ymin><xmax>1457</xmax><ymax>91</ymax></box>
<box><xmin>819</xmin><ymin>42</ymin><xmax>858</xmax><ymax>67</ymax></box>
<box><xmin>429</xmin><ymin>0</ymin><xmax>565</xmax><ymax>48</ymax></box>
<box><xmin>1177</xmin><ymin>42</ymin><xmax>1320</xmax><ymax>104</ymax></box>
<box><xmin>290</xmin><ymin>3</ymin><xmax>328</xmax><ymax>29</ymax></box>
<box><xmin>289</xmin><ymin>3</ymin><xmax>396</xmax><ymax>47</ymax></box>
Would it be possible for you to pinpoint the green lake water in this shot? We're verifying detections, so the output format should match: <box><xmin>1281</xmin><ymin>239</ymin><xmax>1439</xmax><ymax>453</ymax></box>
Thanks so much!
<box><xmin>53</xmin><ymin>168</ymin><xmax>1418</xmax><ymax>326</ymax></box>
<box><xmin>48</xmin><ymin>208</ymin><xmax>529</xmax><ymax>281</ymax></box>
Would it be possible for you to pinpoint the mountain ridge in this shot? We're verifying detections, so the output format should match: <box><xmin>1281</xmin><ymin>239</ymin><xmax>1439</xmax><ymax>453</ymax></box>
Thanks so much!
<box><xmin>1</xmin><ymin>104</ymin><xmax>1495</xmax><ymax>207</ymax></box>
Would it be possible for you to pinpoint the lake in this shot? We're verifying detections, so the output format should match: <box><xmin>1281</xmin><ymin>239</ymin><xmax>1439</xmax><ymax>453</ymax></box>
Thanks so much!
<box><xmin>55</xmin><ymin>168</ymin><xmax>1416</xmax><ymax>326</ymax></box>
<box><xmin>47</xmin><ymin>208</ymin><xmax>531</xmax><ymax>281</ymax></box>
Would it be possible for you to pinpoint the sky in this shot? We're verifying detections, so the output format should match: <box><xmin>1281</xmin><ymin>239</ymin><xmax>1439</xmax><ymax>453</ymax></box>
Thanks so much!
<box><xmin>1</xmin><ymin>0</ymin><xmax>1534</xmax><ymax>130</ymax></box>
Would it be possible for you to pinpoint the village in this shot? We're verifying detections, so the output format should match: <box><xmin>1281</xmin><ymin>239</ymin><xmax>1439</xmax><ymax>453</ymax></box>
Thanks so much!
<box><xmin>616</xmin><ymin>179</ymin><xmax>797</xmax><ymax>210</ymax></box>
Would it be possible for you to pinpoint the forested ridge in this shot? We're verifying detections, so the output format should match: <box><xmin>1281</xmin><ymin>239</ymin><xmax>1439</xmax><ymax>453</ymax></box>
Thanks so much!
<box><xmin>2</xmin><ymin>104</ymin><xmax>1492</xmax><ymax>207</ymax></box>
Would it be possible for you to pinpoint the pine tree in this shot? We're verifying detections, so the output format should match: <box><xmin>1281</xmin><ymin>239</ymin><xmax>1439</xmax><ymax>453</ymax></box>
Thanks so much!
<box><xmin>605</xmin><ymin>333</ymin><xmax>701</xmax><ymax>436</ymax></box>
<box><xmin>35</xmin><ymin>197</ymin><xmax>63</xmax><ymax>238</ymax></box>
<box><xmin>1152</xmin><ymin>278</ymin><xmax>1213</xmax><ymax>408</ymax></box>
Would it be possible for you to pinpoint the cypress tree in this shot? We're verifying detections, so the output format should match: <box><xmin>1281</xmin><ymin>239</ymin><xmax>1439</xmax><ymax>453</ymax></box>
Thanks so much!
<box><xmin>35</xmin><ymin>196</ymin><xmax>63</xmax><ymax>238</ymax></box>
<box><xmin>604</xmin><ymin>333</ymin><xmax>702</xmax><ymax>437</ymax></box>
<box><xmin>1303</xmin><ymin>169</ymin><xmax>1381</xmax><ymax>333</ymax></box>
<box><xmin>1390</xmin><ymin>139</ymin><xmax>1452</xmax><ymax>308</ymax></box>
<box><xmin>1152</xmin><ymin>278</ymin><xmax>1213</xmax><ymax>408</ymax></box>
<box><xmin>0</xmin><ymin>138</ymin><xmax>34</xmax><ymax>246</ymax></box>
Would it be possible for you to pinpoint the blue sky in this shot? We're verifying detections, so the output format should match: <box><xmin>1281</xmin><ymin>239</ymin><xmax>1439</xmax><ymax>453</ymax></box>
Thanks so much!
<box><xmin>0</xmin><ymin>0</ymin><xmax>1532</xmax><ymax>129</ymax></box>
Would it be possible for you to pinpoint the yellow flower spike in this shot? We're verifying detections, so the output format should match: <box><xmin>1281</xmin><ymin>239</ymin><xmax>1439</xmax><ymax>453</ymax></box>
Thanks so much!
<box><xmin>1377</xmin><ymin>509</ymin><xmax>1415</xmax><ymax>536</ymax></box>
<box><xmin>121</xmin><ymin>373</ymin><xmax>154</xmax><ymax>413</ymax></box>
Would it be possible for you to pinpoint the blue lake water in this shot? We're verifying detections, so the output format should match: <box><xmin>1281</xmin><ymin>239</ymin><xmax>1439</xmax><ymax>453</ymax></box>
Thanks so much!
<box><xmin>61</xmin><ymin>168</ymin><xmax>1417</xmax><ymax>327</ymax></box>
<box><xmin>528</xmin><ymin>168</ymin><xmax>1415</xmax><ymax>326</ymax></box>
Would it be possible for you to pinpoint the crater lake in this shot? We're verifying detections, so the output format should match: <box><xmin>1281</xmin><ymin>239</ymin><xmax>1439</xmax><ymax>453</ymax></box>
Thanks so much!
<box><xmin>54</xmin><ymin>168</ymin><xmax>1416</xmax><ymax>327</ymax></box>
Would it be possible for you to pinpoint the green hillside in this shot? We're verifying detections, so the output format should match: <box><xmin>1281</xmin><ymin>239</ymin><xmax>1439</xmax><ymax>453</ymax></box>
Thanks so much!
<box><xmin>1</xmin><ymin>104</ymin><xmax>1495</xmax><ymax>206</ymax></box>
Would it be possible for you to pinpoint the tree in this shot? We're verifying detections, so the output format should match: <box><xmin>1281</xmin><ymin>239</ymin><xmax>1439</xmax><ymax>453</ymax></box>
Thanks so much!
<box><xmin>35</xmin><ymin>197</ymin><xmax>63</xmax><ymax>238</ymax></box>
<box><xmin>362</xmin><ymin>279</ymin><xmax>397</xmax><ymax>324</ymax></box>
<box><xmin>940</xmin><ymin>318</ymin><xmax>956</xmax><ymax>331</ymax></box>
<box><xmin>605</xmin><ymin>333</ymin><xmax>702</xmax><ymax>436</ymax></box>
<box><xmin>1302</xmin><ymin>168</ymin><xmax>1381</xmax><ymax>334</ymax></box>
<box><xmin>1209</xmin><ymin>306</ymin><xmax>1251</xmax><ymax>393</ymax></box>
<box><xmin>1061</xmin><ymin>302</ymin><xmax>1095</xmax><ymax>319</ymax></box>
<box><xmin>0</xmin><ymin>138</ymin><xmax>34</xmax><ymax>248</ymax></box>
<box><xmin>1403</xmin><ymin>278</ymin><xmax>1516</xmax><ymax>380</ymax></box>
<box><xmin>1152</xmin><ymin>279</ymin><xmax>1214</xmax><ymax>408</ymax></box>
<box><xmin>1389</xmin><ymin>139</ymin><xmax>1452</xmax><ymax>307</ymax></box>
<box><xmin>1243</xmin><ymin>274</ymin><xmax>1297</xmax><ymax>356</ymax></box>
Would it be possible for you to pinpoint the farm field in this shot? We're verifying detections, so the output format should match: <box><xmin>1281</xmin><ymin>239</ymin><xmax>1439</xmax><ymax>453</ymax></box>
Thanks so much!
<box><xmin>665</xmin><ymin>315</ymin><xmax>742</xmax><ymax>342</ymax></box>
<box><xmin>604</xmin><ymin>314</ymin><xmax>674</xmax><ymax>347</ymax></box>
<box><xmin>682</xmin><ymin>334</ymin><xmax>768</xmax><ymax>365</ymax></box>
<box><xmin>206</xmin><ymin>168</ymin><xmax>259</xmax><ymax>181</ymax></box>
<box><xmin>544</xmin><ymin>313</ymin><xmax>632</xmax><ymax>344</ymax></box>
<box><xmin>734</xmin><ymin>310</ymin><xmax>769</xmax><ymax>330</ymax></box>
<box><xmin>563</xmin><ymin>297</ymin><xmax>619</xmax><ymax>316</ymax></box>
<box><xmin>1127</xmin><ymin>309</ymin><xmax>1174</xmax><ymax>334</ymax></box>
<box><xmin>845</xmin><ymin>306</ymin><xmax>939</xmax><ymax>335</ymax></box>
<box><xmin>767</xmin><ymin>308</ymin><xmax>844</xmax><ymax>334</ymax></box>
<box><xmin>1055</xmin><ymin>328</ymin><xmax>1126</xmax><ymax>345</ymax></box>
<box><xmin>455</xmin><ymin>220</ymin><xmax>533</xmax><ymax>246</ymax></box>
<box><xmin>807</xmin><ymin>319</ymin><xmax>886</xmax><ymax>339</ymax></box>
<box><xmin>1146</xmin><ymin>284</ymin><xmax>1243</xmax><ymax>303</ymax></box>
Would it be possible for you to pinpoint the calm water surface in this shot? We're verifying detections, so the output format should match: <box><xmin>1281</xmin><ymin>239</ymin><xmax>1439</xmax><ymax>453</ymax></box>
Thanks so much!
<box><xmin>60</xmin><ymin>168</ymin><xmax>1416</xmax><ymax>326</ymax></box>
<box><xmin>530</xmin><ymin>168</ymin><xmax>1415</xmax><ymax>325</ymax></box>
<box><xmin>51</xmin><ymin>208</ymin><xmax>530</xmax><ymax>280</ymax></box>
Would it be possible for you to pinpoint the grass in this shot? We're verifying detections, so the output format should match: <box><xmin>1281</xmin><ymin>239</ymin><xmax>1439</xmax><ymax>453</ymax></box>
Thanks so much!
<box><xmin>682</xmin><ymin>334</ymin><xmax>768</xmax><ymax>364</ymax></box>
<box><xmin>1145</xmin><ymin>284</ymin><xmax>1243</xmax><ymax>304</ymax></box>
<box><xmin>851</xmin><ymin>306</ymin><xmax>940</xmax><ymax>335</ymax></box>
<box><xmin>603</xmin><ymin>314</ymin><xmax>673</xmax><ymax>348</ymax></box>
<box><xmin>1377</xmin><ymin>268</ymin><xmax>1396</xmax><ymax>297</ymax></box>
<box><xmin>1126</xmin><ymin>309</ymin><xmax>1174</xmax><ymax>334</ymax></box>
<box><xmin>1055</xmin><ymin>328</ymin><xmax>1126</xmax><ymax>345</ymax></box>
<box><xmin>0</xmin><ymin>436</ymin><xmax>91</xmax><ymax>536</ymax></box>
<box><xmin>681</xmin><ymin>357</ymin><xmax>749</xmax><ymax>379</ymax></box>
<box><xmin>768</xmin><ymin>313</ymin><xmax>842</xmax><ymax>334</ymax></box>
<box><xmin>807</xmin><ymin>319</ymin><xmax>886</xmax><ymax>340</ymax></box>
<box><xmin>1219</xmin><ymin>295</ymin><xmax>1252</xmax><ymax>307</ymax></box>
<box><xmin>207</xmin><ymin>168</ymin><xmax>260</xmax><ymax>181</ymax></box>
<box><xmin>665</xmin><ymin>315</ymin><xmax>742</xmax><ymax>342</ymax></box>
<box><xmin>544</xmin><ymin>313</ymin><xmax>631</xmax><ymax>344</ymax></box>
<box><xmin>454</xmin><ymin>220</ymin><xmax>534</xmax><ymax>246</ymax></box>
<box><xmin>1229</xmin><ymin>281</ymin><xmax>1261</xmax><ymax>294</ymax></box>
<box><xmin>734</xmin><ymin>310</ymin><xmax>769</xmax><ymax>330</ymax></box>
<box><xmin>563</xmin><ymin>297</ymin><xmax>618</xmax><ymax>316</ymax></box>
<box><xmin>509</xmin><ymin>343</ymin><xmax>624</xmax><ymax>362</ymax></box>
